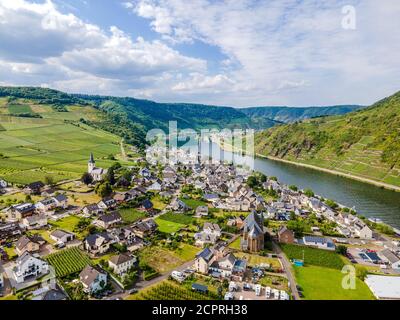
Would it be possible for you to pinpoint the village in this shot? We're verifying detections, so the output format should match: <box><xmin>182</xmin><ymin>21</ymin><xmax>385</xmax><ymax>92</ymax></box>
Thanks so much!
<box><xmin>0</xmin><ymin>147</ymin><xmax>400</xmax><ymax>301</ymax></box>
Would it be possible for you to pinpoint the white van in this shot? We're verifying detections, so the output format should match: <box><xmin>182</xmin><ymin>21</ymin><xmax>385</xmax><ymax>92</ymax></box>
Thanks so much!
<box><xmin>265</xmin><ymin>287</ymin><xmax>271</xmax><ymax>299</ymax></box>
<box><xmin>255</xmin><ymin>284</ymin><xmax>262</xmax><ymax>296</ymax></box>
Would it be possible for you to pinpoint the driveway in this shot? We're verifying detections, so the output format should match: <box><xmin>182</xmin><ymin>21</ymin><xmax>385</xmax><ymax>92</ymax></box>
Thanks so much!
<box><xmin>272</xmin><ymin>241</ymin><xmax>300</xmax><ymax>300</ymax></box>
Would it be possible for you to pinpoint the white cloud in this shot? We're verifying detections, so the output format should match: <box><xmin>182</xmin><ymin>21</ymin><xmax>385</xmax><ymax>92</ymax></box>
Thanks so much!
<box><xmin>129</xmin><ymin>0</ymin><xmax>400</xmax><ymax>106</ymax></box>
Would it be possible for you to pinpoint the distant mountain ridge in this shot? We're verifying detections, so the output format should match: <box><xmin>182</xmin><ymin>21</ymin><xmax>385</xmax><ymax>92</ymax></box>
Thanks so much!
<box><xmin>254</xmin><ymin>90</ymin><xmax>400</xmax><ymax>187</ymax></box>
<box><xmin>241</xmin><ymin>105</ymin><xmax>364</xmax><ymax>123</ymax></box>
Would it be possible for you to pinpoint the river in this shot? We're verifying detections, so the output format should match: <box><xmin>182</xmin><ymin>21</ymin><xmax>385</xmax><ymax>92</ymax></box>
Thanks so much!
<box><xmin>201</xmin><ymin>142</ymin><xmax>400</xmax><ymax>229</ymax></box>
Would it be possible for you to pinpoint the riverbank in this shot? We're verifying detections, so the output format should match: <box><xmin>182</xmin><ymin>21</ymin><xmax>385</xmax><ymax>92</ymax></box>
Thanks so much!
<box><xmin>215</xmin><ymin>139</ymin><xmax>400</xmax><ymax>193</ymax></box>
<box><xmin>257</xmin><ymin>154</ymin><xmax>400</xmax><ymax>193</ymax></box>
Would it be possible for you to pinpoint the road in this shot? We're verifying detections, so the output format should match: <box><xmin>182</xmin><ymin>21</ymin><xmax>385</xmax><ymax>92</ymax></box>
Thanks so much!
<box><xmin>272</xmin><ymin>241</ymin><xmax>300</xmax><ymax>300</ymax></box>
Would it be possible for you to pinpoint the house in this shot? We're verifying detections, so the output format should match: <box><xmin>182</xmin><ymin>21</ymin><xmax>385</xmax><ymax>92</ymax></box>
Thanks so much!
<box><xmin>194</xmin><ymin>223</ymin><xmax>221</xmax><ymax>247</ymax></box>
<box><xmin>241</xmin><ymin>211</ymin><xmax>265</xmax><ymax>253</ymax></box>
<box><xmin>50</xmin><ymin>230</ymin><xmax>75</xmax><ymax>244</ymax></box>
<box><xmin>163</xmin><ymin>166</ymin><xmax>177</xmax><ymax>183</ymax></box>
<box><xmin>355</xmin><ymin>222</ymin><xmax>373</xmax><ymax>240</ymax></box>
<box><xmin>53</xmin><ymin>194</ymin><xmax>68</xmax><ymax>209</ymax></box>
<box><xmin>21</xmin><ymin>214</ymin><xmax>48</xmax><ymax>230</ymax></box>
<box><xmin>23</xmin><ymin>181</ymin><xmax>45</xmax><ymax>195</ymax></box>
<box><xmin>379</xmin><ymin>249</ymin><xmax>400</xmax><ymax>270</ymax></box>
<box><xmin>0</xmin><ymin>222</ymin><xmax>22</xmax><ymax>244</ymax></box>
<box><xmin>195</xmin><ymin>206</ymin><xmax>209</xmax><ymax>217</ymax></box>
<box><xmin>209</xmin><ymin>253</ymin><xmax>237</xmax><ymax>278</ymax></box>
<box><xmin>110</xmin><ymin>227</ymin><xmax>138</xmax><ymax>247</ymax></box>
<box><xmin>6</xmin><ymin>203</ymin><xmax>36</xmax><ymax>221</ymax></box>
<box><xmin>94</xmin><ymin>211</ymin><xmax>122</xmax><ymax>229</ymax></box>
<box><xmin>97</xmin><ymin>197</ymin><xmax>117</xmax><ymax>210</ymax></box>
<box><xmin>232</xmin><ymin>259</ymin><xmax>247</xmax><ymax>282</ymax></box>
<box><xmin>32</xmin><ymin>287</ymin><xmax>67</xmax><ymax>301</ymax></box>
<box><xmin>108</xmin><ymin>253</ymin><xmax>137</xmax><ymax>276</ymax></box>
<box><xmin>169</xmin><ymin>198</ymin><xmax>191</xmax><ymax>212</ymax></box>
<box><xmin>79</xmin><ymin>265</ymin><xmax>107</xmax><ymax>294</ymax></box>
<box><xmin>194</xmin><ymin>248</ymin><xmax>215</xmax><ymax>274</ymax></box>
<box><xmin>88</xmin><ymin>153</ymin><xmax>108</xmax><ymax>182</ymax></box>
<box><xmin>203</xmin><ymin>194</ymin><xmax>220</xmax><ymax>203</ymax></box>
<box><xmin>147</xmin><ymin>180</ymin><xmax>163</xmax><ymax>192</ymax></box>
<box><xmin>140</xmin><ymin>199</ymin><xmax>154</xmax><ymax>211</ymax></box>
<box><xmin>139</xmin><ymin>167</ymin><xmax>152</xmax><ymax>178</ymax></box>
<box><xmin>302</xmin><ymin>236</ymin><xmax>336</xmax><ymax>251</ymax></box>
<box><xmin>278</xmin><ymin>226</ymin><xmax>295</xmax><ymax>244</ymax></box>
<box><xmin>83</xmin><ymin>233</ymin><xmax>114</xmax><ymax>255</ymax></box>
<box><xmin>0</xmin><ymin>179</ymin><xmax>7</xmax><ymax>189</ymax></box>
<box><xmin>82</xmin><ymin>204</ymin><xmax>103</xmax><ymax>216</ymax></box>
<box><xmin>133</xmin><ymin>219</ymin><xmax>157</xmax><ymax>238</ymax></box>
<box><xmin>13</xmin><ymin>252</ymin><xmax>49</xmax><ymax>284</ymax></box>
<box><xmin>15</xmin><ymin>235</ymin><xmax>45</xmax><ymax>256</ymax></box>
<box><xmin>35</xmin><ymin>198</ymin><xmax>56</xmax><ymax>212</ymax></box>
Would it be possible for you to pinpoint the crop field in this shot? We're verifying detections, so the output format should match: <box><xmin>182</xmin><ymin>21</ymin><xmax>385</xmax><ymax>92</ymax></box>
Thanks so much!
<box><xmin>294</xmin><ymin>266</ymin><xmax>375</xmax><ymax>300</ymax></box>
<box><xmin>0</xmin><ymin>103</ymin><xmax>124</xmax><ymax>184</ymax></box>
<box><xmin>127</xmin><ymin>281</ymin><xmax>213</xmax><ymax>300</ymax></box>
<box><xmin>281</xmin><ymin>244</ymin><xmax>345</xmax><ymax>270</ymax></box>
<box><xmin>45</xmin><ymin>247</ymin><xmax>92</xmax><ymax>277</ymax></box>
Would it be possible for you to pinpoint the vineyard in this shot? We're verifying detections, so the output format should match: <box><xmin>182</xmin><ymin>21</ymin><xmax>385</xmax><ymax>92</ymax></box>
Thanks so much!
<box><xmin>281</xmin><ymin>244</ymin><xmax>345</xmax><ymax>270</ymax></box>
<box><xmin>45</xmin><ymin>247</ymin><xmax>92</xmax><ymax>277</ymax></box>
<box><xmin>129</xmin><ymin>281</ymin><xmax>212</xmax><ymax>300</ymax></box>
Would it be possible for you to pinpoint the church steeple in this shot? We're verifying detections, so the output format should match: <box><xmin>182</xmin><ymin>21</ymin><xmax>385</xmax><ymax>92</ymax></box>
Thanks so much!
<box><xmin>88</xmin><ymin>153</ymin><xmax>95</xmax><ymax>173</ymax></box>
<box><xmin>89</xmin><ymin>152</ymin><xmax>95</xmax><ymax>164</ymax></box>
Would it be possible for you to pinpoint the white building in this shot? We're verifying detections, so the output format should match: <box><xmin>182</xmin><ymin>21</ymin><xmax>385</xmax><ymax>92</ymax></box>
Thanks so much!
<box><xmin>108</xmin><ymin>254</ymin><xmax>136</xmax><ymax>276</ymax></box>
<box><xmin>88</xmin><ymin>153</ymin><xmax>108</xmax><ymax>182</ymax></box>
<box><xmin>13</xmin><ymin>252</ymin><xmax>49</xmax><ymax>284</ymax></box>
<box><xmin>365</xmin><ymin>275</ymin><xmax>400</xmax><ymax>300</ymax></box>
<box><xmin>79</xmin><ymin>266</ymin><xmax>108</xmax><ymax>294</ymax></box>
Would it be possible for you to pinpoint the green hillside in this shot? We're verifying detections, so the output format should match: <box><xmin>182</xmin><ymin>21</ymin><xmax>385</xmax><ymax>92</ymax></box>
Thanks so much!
<box><xmin>241</xmin><ymin>105</ymin><xmax>364</xmax><ymax>123</ymax></box>
<box><xmin>255</xmin><ymin>91</ymin><xmax>400</xmax><ymax>187</ymax></box>
<box><xmin>0</xmin><ymin>96</ymin><xmax>128</xmax><ymax>184</ymax></box>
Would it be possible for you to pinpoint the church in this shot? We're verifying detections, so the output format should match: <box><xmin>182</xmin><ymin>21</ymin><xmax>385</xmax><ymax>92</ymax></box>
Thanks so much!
<box><xmin>88</xmin><ymin>153</ymin><xmax>108</xmax><ymax>182</ymax></box>
<box><xmin>240</xmin><ymin>211</ymin><xmax>265</xmax><ymax>252</ymax></box>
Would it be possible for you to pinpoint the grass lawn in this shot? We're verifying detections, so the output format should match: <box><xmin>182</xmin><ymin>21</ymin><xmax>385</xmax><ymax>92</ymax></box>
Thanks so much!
<box><xmin>259</xmin><ymin>275</ymin><xmax>289</xmax><ymax>291</ymax></box>
<box><xmin>228</xmin><ymin>238</ymin><xmax>241</xmax><ymax>250</ymax></box>
<box><xmin>29</xmin><ymin>229</ymin><xmax>55</xmax><ymax>245</ymax></box>
<box><xmin>119</xmin><ymin>208</ymin><xmax>147</xmax><ymax>223</ymax></box>
<box><xmin>294</xmin><ymin>265</ymin><xmax>375</xmax><ymax>300</ymax></box>
<box><xmin>174</xmin><ymin>244</ymin><xmax>200</xmax><ymax>260</ymax></box>
<box><xmin>49</xmin><ymin>215</ymin><xmax>86</xmax><ymax>238</ymax></box>
<box><xmin>180</xmin><ymin>197</ymin><xmax>207</xmax><ymax>209</ymax></box>
<box><xmin>234</xmin><ymin>252</ymin><xmax>281</xmax><ymax>269</ymax></box>
<box><xmin>155</xmin><ymin>218</ymin><xmax>185</xmax><ymax>233</ymax></box>
<box><xmin>2</xmin><ymin>245</ymin><xmax>17</xmax><ymax>260</ymax></box>
<box><xmin>151</xmin><ymin>195</ymin><xmax>168</xmax><ymax>210</ymax></box>
<box><xmin>139</xmin><ymin>245</ymin><xmax>197</xmax><ymax>273</ymax></box>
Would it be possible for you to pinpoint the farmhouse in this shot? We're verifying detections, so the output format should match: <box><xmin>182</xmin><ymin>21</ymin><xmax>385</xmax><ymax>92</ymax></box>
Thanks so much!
<box><xmin>79</xmin><ymin>265</ymin><xmax>108</xmax><ymax>294</ymax></box>
<box><xmin>88</xmin><ymin>153</ymin><xmax>108</xmax><ymax>182</ymax></box>
<box><xmin>108</xmin><ymin>253</ymin><xmax>137</xmax><ymax>276</ymax></box>
<box><xmin>13</xmin><ymin>252</ymin><xmax>49</xmax><ymax>284</ymax></box>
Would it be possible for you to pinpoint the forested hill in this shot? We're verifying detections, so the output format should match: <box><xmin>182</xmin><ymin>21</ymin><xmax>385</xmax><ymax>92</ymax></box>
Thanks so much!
<box><xmin>241</xmin><ymin>105</ymin><xmax>364</xmax><ymax>123</ymax></box>
<box><xmin>254</xmin><ymin>90</ymin><xmax>400</xmax><ymax>187</ymax></box>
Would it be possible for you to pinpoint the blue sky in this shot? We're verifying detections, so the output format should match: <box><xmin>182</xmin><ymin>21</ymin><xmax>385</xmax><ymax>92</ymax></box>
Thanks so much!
<box><xmin>0</xmin><ymin>0</ymin><xmax>399</xmax><ymax>107</ymax></box>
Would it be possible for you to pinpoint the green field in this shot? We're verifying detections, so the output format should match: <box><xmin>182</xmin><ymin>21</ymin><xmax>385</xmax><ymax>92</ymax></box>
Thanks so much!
<box><xmin>294</xmin><ymin>266</ymin><xmax>375</xmax><ymax>300</ymax></box>
<box><xmin>180</xmin><ymin>197</ymin><xmax>207</xmax><ymax>209</ymax></box>
<box><xmin>281</xmin><ymin>244</ymin><xmax>345</xmax><ymax>270</ymax></box>
<box><xmin>155</xmin><ymin>218</ymin><xmax>185</xmax><ymax>233</ymax></box>
<box><xmin>119</xmin><ymin>208</ymin><xmax>147</xmax><ymax>223</ymax></box>
<box><xmin>45</xmin><ymin>247</ymin><xmax>92</xmax><ymax>277</ymax></box>
<box><xmin>0</xmin><ymin>101</ymin><xmax>125</xmax><ymax>184</ymax></box>
<box><xmin>127</xmin><ymin>280</ymin><xmax>213</xmax><ymax>300</ymax></box>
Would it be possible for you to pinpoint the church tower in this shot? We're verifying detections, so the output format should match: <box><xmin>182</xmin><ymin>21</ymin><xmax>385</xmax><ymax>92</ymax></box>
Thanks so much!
<box><xmin>88</xmin><ymin>153</ymin><xmax>95</xmax><ymax>173</ymax></box>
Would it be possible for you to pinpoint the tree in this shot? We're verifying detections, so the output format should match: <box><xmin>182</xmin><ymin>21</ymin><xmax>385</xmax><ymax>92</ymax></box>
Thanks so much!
<box><xmin>44</xmin><ymin>175</ymin><xmax>55</xmax><ymax>186</ymax></box>
<box><xmin>304</xmin><ymin>189</ymin><xmax>315</xmax><ymax>198</ymax></box>
<box><xmin>289</xmin><ymin>185</ymin><xmax>298</xmax><ymax>192</ymax></box>
<box><xmin>95</xmin><ymin>182</ymin><xmax>113</xmax><ymax>198</ymax></box>
<box><xmin>259</xmin><ymin>174</ymin><xmax>267</xmax><ymax>183</ymax></box>
<box><xmin>247</xmin><ymin>176</ymin><xmax>258</xmax><ymax>188</ymax></box>
<box><xmin>336</xmin><ymin>245</ymin><xmax>348</xmax><ymax>256</ymax></box>
<box><xmin>25</xmin><ymin>195</ymin><xmax>32</xmax><ymax>203</ymax></box>
<box><xmin>81</xmin><ymin>172</ymin><xmax>93</xmax><ymax>185</ymax></box>
<box><xmin>106</xmin><ymin>167</ymin><xmax>116</xmax><ymax>185</ymax></box>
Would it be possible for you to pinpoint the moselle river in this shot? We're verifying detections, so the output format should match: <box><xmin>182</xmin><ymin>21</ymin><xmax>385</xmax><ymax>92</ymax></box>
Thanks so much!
<box><xmin>199</xmin><ymin>142</ymin><xmax>400</xmax><ymax>229</ymax></box>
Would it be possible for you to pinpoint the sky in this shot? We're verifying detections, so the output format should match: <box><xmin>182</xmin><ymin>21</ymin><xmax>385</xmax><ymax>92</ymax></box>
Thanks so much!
<box><xmin>0</xmin><ymin>0</ymin><xmax>399</xmax><ymax>107</ymax></box>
